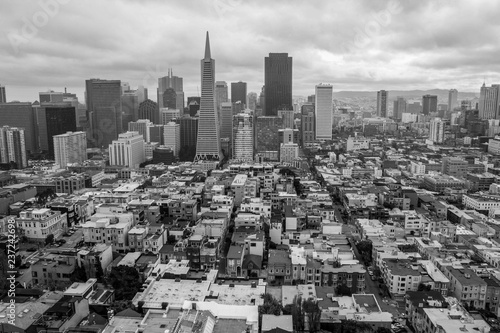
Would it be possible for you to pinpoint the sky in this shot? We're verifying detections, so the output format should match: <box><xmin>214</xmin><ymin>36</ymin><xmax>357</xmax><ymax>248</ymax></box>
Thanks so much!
<box><xmin>1</xmin><ymin>0</ymin><xmax>499</xmax><ymax>104</ymax></box>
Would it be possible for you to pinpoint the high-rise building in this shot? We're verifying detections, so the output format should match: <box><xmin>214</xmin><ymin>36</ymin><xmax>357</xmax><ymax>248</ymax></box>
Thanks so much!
<box><xmin>429</xmin><ymin>118</ymin><xmax>444</xmax><ymax>144</ymax></box>
<box><xmin>280</xmin><ymin>143</ymin><xmax>299</xmax><ymax>164</ymax></box>
<box><xmin>264</xmin><ymin>53</ymin><xmax>292</xmax><ymax>116</ymax></box>
<box><xmin>220</xmin><ymin>102</ymin><xmax>233</xmax><ymax>142</ymax></box>
<box><xmin>422</xmin><ymin>95</ymin><xmax>438</xmax><ymax>115</ymax></box>
<box><xmin>194</xmin><ymin>32</ymin><xmax>221</xmax><ymax>162</ymax></box>
<box><xmin>278</xmin><ymin>109</ymin><xmax>295</xmax><ymax>129</ymax></box>
<box><xmin>448</xmin><ymin>89</ymin><xmax>458</xmax><ymax>112</ymax></box>
<box><xmin>278</xmin><ymin>128</ymin><xmax>299</xmax><ymax>145</ymax></box>
<box><xmin>187</xmin><ymin>97</ymin><xmax>201</xmax><ymax>117</ymax></box>
<box><xmin>0</xmin><ymin>85</ymin><xmax>6</xmax><ymax>103</ymax></box>
<box><xmin>231</xmin><ymin>81</ymin><xmax>247</xmax><ymax>108</ymax></box>
<box><xmin>376</xmin><ymin>90</ymin><xmax>389</xmax><ymax>118</ymax></box>
<box><xmin>128</xmin><ymin>119</ymin><xmax>153</xmax><ymax>142</ymax></box>
<box><xmin>259</xmin><ymin>86</ymin><xmax>265</xmax><ymax>114</ymax></box>
<box><xmin>162</xmin><ymin>88</ymin><xmax>178</xmax><ymax>109</ymax></box>
<box><xmin>233</xmin><ymin>113</ymin><xmax>253</xmax><ymax>161</ymax></box>
<box><xmin>0</xmin><ymin>126</ymin><xmax>27</xmax><ymax>168</ymax></box>
<box><xmin>215</xmin><ymin>81</ymin><xmax>228</xmax><ymax>112</ymax></box>
<box><xmin>301</xmin><ymin>104</ymin><xmax>315</xmax><ymax>146</ymax></box>
<box><xmin>393</xmin><ymin>97</ymin><xmax>406</xmax><ymax>121</ymax></box>
<box><xmin>85</xmin><ymin>79</ymin><xmax>122</xmax><ymax>148</ymax></box>
<box><xmin>0</xmin><ymin>103</ymin><xmax>36</xmax><ymax>153</ymax></box>
<box><xmin>39</xmin><ymin>90</ymin><xmax>64</xmax><ymax>103</ymax></box>
<box><xmin>255</xmin><ymin>116</ymin><xmax>282</xmax><ymax>161</ymax></box>
<box><xmin>179</xmin><ymin>116</ymin><xmax>198</xmax><ymax>149</ymax></box>
<box><xmin>163</xmin><ymin>122</ymin><xmax>180</xmax><ymax>156</ymax></box>
<box><xmin>138</xmin><ymin>99</ymin><xmax>158</xmax><ymax>124</ymax></box>
<box><xmin>247</xmin><ymin>92</ymin><xmax>257</xmax><ymax>111</ymax></box>
<box><xmin>53</xmin><ymin>131</ymin><xmax>87</xmax><ymax>168</ymax></box>
<box><xmin>158</xmin><ymin>69</ymin><xmax>184</xmax><ymax>110</ymax></box>
<box><xmin>152</xmin><ymin>146</ymin><xmax>175</xmax><ymax>165</ymax></box>
<box><xmin>148</xmin><ymin>124</ymin><xmax>164</xmax><ymax>145</ymax></box>
<box><xmin>315</xmin><ymin>84</ymin><xmax>333</xmax><ymax>140</ymax></box>
<box><xmin>108</xmin><ymin>131</ymin><xmax>145</xmax><ymax>168</ymax></box>
<box><xmin>36</xmin><ymin>103</ymin><xmax>77</xmax><ymax>158</ymax></box>
<box><xmin>160</xmin><ymin>108</ymin><xmax>181</xmax><ymax>125</ymax></box>
<box><xmin>121</xmin><ymin>90</ymin><xmax>139</xmax><ymax>130</ymax></box>
<box><xmin>478</xmin><ymin>83</ymin><xmax>500</xmax><ymax>120</ymax></box>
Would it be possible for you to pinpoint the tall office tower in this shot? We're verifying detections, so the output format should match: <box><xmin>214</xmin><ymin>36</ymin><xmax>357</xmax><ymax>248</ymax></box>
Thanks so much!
<box><xmin>128</xmin><ymin>119</ymin><xmax>153</xmax><ymax>142</ymax></box>
<box><xmin>233</xmin><ymin>114</ymin><xmax>254</xmax><ymax>161</ymax></box>
<box><xmin>0</xmin><ymin>103</ymin><xmax>36</xmax><ymax>153</ymax></box>
<box><xmin>448</xmin><ymin>89</ymin><xmax>458</xmax><ymax>112</ymax></box>
<box><xmin>301</xmin><ymin>104</ymin><xmax>315</xmax><ymax>146</ymax></box>
<box><xmin>264</xmin><ymin>53</ymin><xmax>292</xmax><ymax>116</ymax></box>
<box><xmin>479</xmin><ymin>83</ymin><xmax>500</xmax><ymax>119</ymax></box>
<box><xmin>0</xmin><ymin>85</ymin><xmax>6</xmax><ymax>103</ymax></box>
<box><xmin>259</xmin><ymin>86</ymin><xmax>265</xmax><ymax>114</ymax></box>
<box><xmin>187</xmin><ymin>97</ymin><xmax>201</xmax><ymax>117</ymax></box>
<box><xmin>108</xmin><ymin>131</ymin><xmax>145</xmax><ymax>168</ymax></box>
<box><xmin>393</xmin><ymin>97</ymin><xmax>406</xmax><ymax>121</ymax></box>
<box><xmin>158</xmin><ymin>68</ymin><xmax>184</xmax><ymax>110</ymax></box>
<box><xmin>160</xmin><ymin>108</ymin><xmax>181</xmax><ymax>125</ymax></box>
<box><xmin>422</xmin><ymin>95</ymin><xmax>438</xmax><ymax>115</ymax></box>
<box><xmin>0</xmin><ymin>126</ymin><xmax>27</xmax><ymax>168</ymax></box>
<box><xmin>376</xmin><ymin>90</ymin><xmax>389</xmax><ymax>118</ymax></box>
<box><xmin>53</xmin><ymin>131</ymin><xmax>87</xmax><ymax>168</ymax></box>
<box><xmin>194</xmin><ymin>32</ymin><xmax>221</xmax><ymax>162</ymax></box>
<box><xmin>255</xmin><ymin>116</ymin><xmax>282</xmax><ymax>161</ymax></box>
<box><xmin>231</xmin><ymin>81</ymin><xmax>247</xmax><ymax>108</ymax></box>
<box><xmin>315</xmin><ymin>84</ymin><xmax>333</xmax><ymax>140</ymax></box>
<box><xmin>219</xmin><ymin>102</ymin><xmax>233</xmax><ymax>140</ymax></box>
<box><xmin>277</xmin><ymin>109</ymin><xmax>295</xmax><ymax>129</ymax></box>
<box><xmin>215</xmin><ymin>81</ymin><xmax>228</xmax><ymax>111</ymax></box>
<box><xmin>179</xmin><ymin>115</ymin><xmax>198</xmax><ymax>152</ymax></box>
<box><xmin>39</xmin><ymin>90</ymin><xmax>64</xmax><ymax>103</ymax></box>
<box><xmin>407</xmin><ymin>102</ymin><xmax>422</xmax><ymax>114</ymax></box>
<box><xmin>162</xmin><ymin>88</ymin><xmax>178</xmax><ymax>109</ymax></box>
<box><xmin>148</xmin><ymin>124</ymin><xmax>164</xmax><ymax>145</ymax></box>
<box><xmin>85</xmin><ymin>79</ymin><xmax>122</xmax><ymax>148</ymax></box>
<box><xmin>121</xmin><ymin>91</ymin><xmax>139</xmax><ymax>130</ymax></box>
<box><xmin>37</xmin><ymin>103</ymin><xmax>77</xmax><ymax>158</ymax></box>
<box><xmin>429</xmin><ymin>118</ymin><xmax>444</xmax><ymax>144</ymax></box>
<box><xmin>121</xmin><ymin>82</ymin><xmax>130</xmax><ymax>94</ymax></box>
<box><xmin>163</xmin><ymin>122</ymin><xmax>181</xmax><ymax>156</ymax></box>
<box><xmin>247</xmin><ymin>92</ymin><xmax>257</xmax><ymax>111</ymax></box>
<box><xmin>138</xmin><ymin>99</ymin><xmax>158</xmax><ymax>124</ymax></box>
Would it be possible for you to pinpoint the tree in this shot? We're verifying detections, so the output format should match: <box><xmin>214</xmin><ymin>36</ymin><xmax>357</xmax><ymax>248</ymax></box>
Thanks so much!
<box><xmin>290</xmin><ymin>295</ymin><xmax>305</xmax><ymax>333</ymax></box>
<box><xmin>376</xmin><ymin>327</ymin><xmax>392</xmax><ymax>333</ymax></box>
<box><xmin>418</xmin><ymin>283</ymin><xmax>432</xmax><ymax>291</ymax></box>
<box><xmin>303</xmin><ymin>299</ymin><xmax>322</xmax><ymax>332</ymax></box>
<box><xmin>259</xmin><ymin>293</ymin><xmax>282</xmax><ymax>316</ymax></box>
<box><xmin>45</xmin><ymin>234</ymin><xmax>54</xmax><ymax>245</ymax></box>
<box><xmin>340</xmin><ymin>319</ymin><xmax>373</xmax><ymax>333</ymax></box>
<box><xmin>70</xmin><ymin>264</ymin><xmax>87</xmax><ymax>283</ymax></box>
<box><xmin>167</xmin><ymin>235</ymin><xmax>177</xmax><ymax>245</ymax></box>
<box><xmin>356</xmin><ymin>240</ymin><xmax>373</xmax><ymax>266</ymax></box>
<box><xmin>106</xmin><ymin>266</ymin><xmax>142</xmax><ymax>300</ymax></box>
<box><xmin>94</xmin><ymin>255</ymin><xmax>104</xmax><ymax>283</ymax></box>
<box><xmin>336</xmin><ymin>284</ymin><xmax>353</xmax><ymax>296</ymax></box>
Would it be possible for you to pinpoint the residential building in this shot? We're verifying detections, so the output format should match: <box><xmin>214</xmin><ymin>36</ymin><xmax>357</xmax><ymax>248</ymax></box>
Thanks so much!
<box><xmin>53</xmin><ymin>131</ymin><xmax>87</xmax><ymax>168</ymax></box>
<box><xmin>315</xmin><ymin>84</ymin><xmax>333</xmax><ymax>140</ymax></box>
<box><xmin>377</xmin><ymin>90</ymin><xmax>389</xmax><ymax>118</ymax></box>
<box><xmin>0</xmin><ymin>125</ymin><xmax>27</xmax><ymax>168</ymax></box>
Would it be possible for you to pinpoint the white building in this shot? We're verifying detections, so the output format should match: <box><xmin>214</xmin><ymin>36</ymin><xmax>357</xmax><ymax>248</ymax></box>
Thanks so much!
<box><xmin>280</xmin><ymin>142</ymin><xmax>299</xmax><ymax>163</ymax></box>
<box><xmin>401</xmin><ymin>112</ymin><xmax>418</xmax><ymax>123</ymax></box>
<box><xmin>315</xmin><ymin>83</ymin><xmax>333</xmax><ymax>140</ymax></box>
<box><xmin>346</xmin><ymin>136</ymin><xmax>370</xmax><ymax>151</ymax></box>
<box><xmin>429</xmin><ymin>118</ymin><xmax>444</xmax><ymax>143</ymax></box>
<box><xmin>488</xmin><ymin>137</ymin><xmax>500</xmax><ymax>155</ymax></box>
<box><xmin>15</xmin><ymin>208</ymin><xmax>67</xmax><ymax>242</ymax></box>
<box><xmin>410</xmin><ymin>161</ymin><xmax>426</xmax><ymax>175</ymax></box>
<box><xmin>128</xmin><ymin>119</ymin><xmax>153</xmax><ymax>142</ymax></box>
<box><xmin>163</xmin><ymin>121</ymin><xmax>180</xmax><ymax>156</ymax></box>
<box><xmin>160</xmin><ymin>108</ymin><xmax>181</xmax><ymax>124</ymax></box>
<box><xmin>53</xmin><ymin>131</ymin><xmax>87</xmax><ymax>168</ymax></box>
<box><xmin>108</xmin><ymin>131</ymin><xmax>145</xmax><ymax>168</ymax></box>
<box><xmin>233</xmin><ymin>116</ymin><xmax>253</xmax><ymax>161</ymax></box>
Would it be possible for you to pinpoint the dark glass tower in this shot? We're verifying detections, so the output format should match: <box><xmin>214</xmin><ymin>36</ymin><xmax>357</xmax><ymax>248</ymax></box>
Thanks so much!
<box><xmin>264</xmin><ymin>53</ymin><xmax>292</xmax><ymax>116</ymax></box>
<box><xmin>231</xmin><ymin>81</ymin><xmax>247</xmax><ymax>107</ymax></box>
<box><xmin>37</xmin><ymin>104</ymin><xmax>77</xmax><ymax>158</ymax></box>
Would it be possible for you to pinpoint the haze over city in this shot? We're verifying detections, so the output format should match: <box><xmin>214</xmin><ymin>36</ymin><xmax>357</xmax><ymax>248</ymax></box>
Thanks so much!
<box><xmin>2</xmin><ymin>0</ymin><xmax>499</xmax><ymax>102</ymax></box>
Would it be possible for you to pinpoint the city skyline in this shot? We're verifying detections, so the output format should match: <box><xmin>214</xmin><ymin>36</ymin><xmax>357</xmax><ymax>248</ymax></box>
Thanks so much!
<box><xmin>1</xmin><ymin>1</ymin><xmax>499</xmax><ymax>103</ymax></box>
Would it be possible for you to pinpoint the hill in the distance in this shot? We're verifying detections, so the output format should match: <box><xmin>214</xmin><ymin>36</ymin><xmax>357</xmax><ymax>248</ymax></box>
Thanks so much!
<box><xmin>332</xmin><ymin>89</ymin><xmax>478</xmax><ymax>101</ymax></box>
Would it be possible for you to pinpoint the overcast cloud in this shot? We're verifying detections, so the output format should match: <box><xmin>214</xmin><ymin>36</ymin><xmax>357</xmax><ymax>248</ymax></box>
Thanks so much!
<box><xmin>1</xmin><ymin>0</ymin><xmax>499</xmax><ymax>103</ymax></box>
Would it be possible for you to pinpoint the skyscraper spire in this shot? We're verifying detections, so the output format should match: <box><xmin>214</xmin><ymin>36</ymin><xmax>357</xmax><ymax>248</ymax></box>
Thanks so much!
<box><xmin>204</xmin><ymin>31</ymin><xmax>211</xmax><ymax>60</ymax></box>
